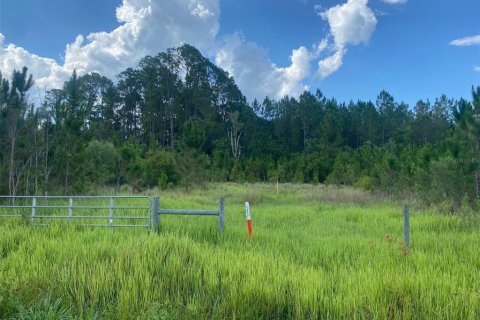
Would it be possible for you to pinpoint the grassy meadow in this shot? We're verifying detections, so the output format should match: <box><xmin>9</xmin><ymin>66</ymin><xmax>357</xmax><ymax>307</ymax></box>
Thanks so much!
<box><xmin>0</xmin><ymin>183</ymin><xmax>479</xmax><ymax>319</ymax></box>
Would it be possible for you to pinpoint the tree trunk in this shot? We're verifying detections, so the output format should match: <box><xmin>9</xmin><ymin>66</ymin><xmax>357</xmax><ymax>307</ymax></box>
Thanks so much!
<box><xmin>303</xmin><ymin>122</ymin><xmax>307</xmax><ymax>153</ymax></box>
<box><xmin>115</xmin><ymin>167</ymin><xmax>120</xmax><ymax>196</ymax></box>
<box><xmin>44</xmin><ymin>124</ymin><xmax>50</xmax><ymax>193</ymax></box>
<box><xmin>476</xmin><ymin>139</ymin><xmax>479</xmax><ymax>199</ymax></box>
<box><xmin>8</xmin><ymin>110</ymin><xmax>18</xmax><ymax>196</ymax></box>
<box><xmin>170</xmin><ymin>106</ymin><xmax>174</xmax><ymax>152</ymax></box>
<box><xmin>34</xmin><ymin>128</ymin><xmax>39</xmax><ymax>194</ymax></box>
<box><xmin>9</xmin><ymin>134</ymin><xmax>16</xmax><ymax>196</ymax></box>
<box><xmin>382</xmin><ymin>122</ymin><xmax>385</xmax><ymax>146</ymax></box>
<box><xmin>64</xmin><ymin>159</ymin><xmax>69</xmax><ymax>196</ymax></box>
<box><xmin>228</xmin><ymin>129</ymin><xmax>242</xmax><ymax>160</ymax></box>
<box><xmin>162</xmin><ymin>118</ymin><xmax>166</xmax><ymax>147</ymax></box>
<box><xmin>12</xmin><ymin>156</ymin><xmax>31</xmax><ymax>197</ymax></box>
<box><xmin>476</xmin><ymin>171</ymin><xmax>480</xmax><ymax>199</ymax></box>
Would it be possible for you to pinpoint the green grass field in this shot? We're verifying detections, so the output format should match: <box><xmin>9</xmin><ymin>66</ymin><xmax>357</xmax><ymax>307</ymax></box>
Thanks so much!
<box><xmin>0</xmin><ymin>183</ymin><xmax>479</xmax><ymax>319</ymax></box>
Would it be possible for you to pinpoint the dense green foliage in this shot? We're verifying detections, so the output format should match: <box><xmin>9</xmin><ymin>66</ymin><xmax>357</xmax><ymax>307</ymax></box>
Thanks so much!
<box><xmin>0</xmin><ymin>44</ymin><xmax>479</xmax><ymax>211</ymax></box>
<box><xmin>0</xmin><ymin>183</ymin><xmax>479</xmax><ymax>319</ymax></box>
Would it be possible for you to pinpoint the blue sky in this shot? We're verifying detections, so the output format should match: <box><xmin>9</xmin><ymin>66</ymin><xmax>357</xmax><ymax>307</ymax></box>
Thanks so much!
<box><xmin>0</xmin><ymin>0</ymin><xmax>479</xmax><ymax>107</ymax></box>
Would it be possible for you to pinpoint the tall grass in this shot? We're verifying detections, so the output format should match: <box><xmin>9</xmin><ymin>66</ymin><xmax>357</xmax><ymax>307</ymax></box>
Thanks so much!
<box><xmin>0</xmin><ymin>183</ymin><xmax>479</xmax><ymax>319</ymax></box>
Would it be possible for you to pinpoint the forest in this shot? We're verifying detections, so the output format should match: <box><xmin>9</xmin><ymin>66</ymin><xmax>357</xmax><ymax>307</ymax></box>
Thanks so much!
<box><xmin>0</xmin><ymin>44</ymin><xmax>479</xmax><ymax>212</ymax></box>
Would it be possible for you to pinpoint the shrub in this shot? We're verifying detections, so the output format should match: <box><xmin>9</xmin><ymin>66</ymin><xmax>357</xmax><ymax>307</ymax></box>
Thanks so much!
<box><xmin>143</xmin><ymin>149</ymin><xmax>180</xmax><ymax>189</ymax></box>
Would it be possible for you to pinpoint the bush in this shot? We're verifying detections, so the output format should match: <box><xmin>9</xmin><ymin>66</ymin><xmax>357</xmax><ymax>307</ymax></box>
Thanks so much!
<box><xmin>143</xmin><ymin>150</ymin><xmax>180</xmax><ymax>189</ymax></box>
<box><xmin>418</xmin><ymin>156</ymin><xmax>475</xmax><ymax>212</ymax></box>
<box><xmin>84</xmin><ymin>140</ymin><xmax>120</xmax><ymax>186</ymax></box>
<box><xmin>354</xmin><ymin>176</ymin><xmax>375</xmax><ymax>191</ymax></box>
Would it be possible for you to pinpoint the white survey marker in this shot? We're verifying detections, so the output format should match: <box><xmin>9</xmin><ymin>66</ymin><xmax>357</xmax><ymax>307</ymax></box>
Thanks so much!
<box><xmin>244</xmin><ymin>201</ymin><xmax>251</xmax><ymax>220</ymax></box>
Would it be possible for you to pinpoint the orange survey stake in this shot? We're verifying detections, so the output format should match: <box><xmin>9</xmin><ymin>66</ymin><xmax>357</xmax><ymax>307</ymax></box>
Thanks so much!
<box><xmin>245</xmin><ymin>202</ymin><xmax>253</xmax><ymax>239</ymax></box>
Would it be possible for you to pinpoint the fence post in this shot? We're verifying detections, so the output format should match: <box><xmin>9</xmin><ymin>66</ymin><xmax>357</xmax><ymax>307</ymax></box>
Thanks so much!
<box><xmin>68</xmin><ymin>198</ymin><xmax>73</xmax><ymax>224</ymax></box>
<box><xmin>31</xmin><ymin>197</ymin><xmax>36</xmax><ymax>225</ymax></box>
<box><xmin>153</xmin><ymin>197</ymin><xmax>160</xmax><ymax>233</ymax></box>
<box><xmin>403</xmin><ymin>205</ymin><xmax>410</xmax><ymax>247</ymax></box>
<box><xmin>109</xmin><ymin>197</ymin><xmax>114</xmax><ymax>227</ymax></box>
<box><xmin>218</xmin><ymin>197</ymin><xmax>225</xmax><ymax>234</ymax></box>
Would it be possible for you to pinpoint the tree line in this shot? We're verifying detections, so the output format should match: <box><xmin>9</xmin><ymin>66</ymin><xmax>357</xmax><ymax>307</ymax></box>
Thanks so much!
<box><xmin>0</xmin><ymin>44</ymin><xmax>479</xmax><ymax>211</ymax></box>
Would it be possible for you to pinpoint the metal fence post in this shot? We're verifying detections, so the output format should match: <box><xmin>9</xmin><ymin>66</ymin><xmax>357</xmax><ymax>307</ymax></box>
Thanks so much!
<box><xmin>68</xmin><ymin>198</ymin><xmax>73</xmax><ymax>224</ymax></box>
<box><xmin>403</xmin><ymin>205</ymin><xmax>410</xmax><ymax>247</ymax></box>
<box><xmin>153</xmin><ymin>197</ymin><xmax>160</xmax><ymax>233</ymax></box>
<box><xmin>31</xmin><ymin>197</ymin><xmax>36</xmax><ymax>224</ymax></box>
<box><xmin>109</xmin><ymin>197</ymin><xmax>114</xmax><ymax>227</ymax></box>
<box><xmin>218</xmin><ymin>197</ymin><xmax>224</xmax><ymax>234</ymax></box>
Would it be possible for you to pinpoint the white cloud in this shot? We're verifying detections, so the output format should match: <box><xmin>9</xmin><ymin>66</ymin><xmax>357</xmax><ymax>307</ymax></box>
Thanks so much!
<box><xmin>449</xmin><ymin>35</ymin><xmax>480</xmax><ymax>46</ymax></box>
<box><xmin>318</xmin><ymin>48</ymin><xmax>346</xmax><ymax>79</ymax></box>
<box><xmin>382</xmin><ymin>0</ymin><xmax>407</xmax><ymax>4</ymax></box>
<box><xmin>0</xmin><ymin>0</ymin><xmax>220</xmax><ymax>90</ymax></box>
<box><xmin>319</xmin><ymin>0</ymin><xmax>377</xmax><ymax>49</ymax></box>
<box><xmin>450</xmin><ymin>35</ymin><xmax>480</xmax><ymax>74</ymax></box>
<box><xmin>65</xmin><ymin>0</ymin><xmax>220</xmax><ymax>78</ymax></box>
<box><xmin>190</xmin><ymin>3</ymin><xmax>215</xmax><ymax>18</ymax></box>
<box><xmin>214</xmin><ymin>33</ymin><xmax>310</xmax><ymax>101</ymax></box>
<box><xmin>281</xmin><ymin>46</ymin><xmax>311</xmax><ymax>96</ymax></box>
<box><xmin>316</xmin><ymin>0</ymin><xmax>376</xmax><ymax>79</ymax></box>
<box><xmin>313</xmin><ymin>37</ymin><xmax>330</xmax><ymax>56</ymax></box>
<box><xmin>0</xmin><ymin>0</ymin><xmax>382</xmax><ymax>102</ymax></box>
<box><xmin>0</xmin><ymin>34</ymin><xmax>70</xmax><ymax>89</ymax></box>
<box><xmin>0</xmin><ymin>0</ymin><xmax>314</xmax><ymax>102</ymax></box>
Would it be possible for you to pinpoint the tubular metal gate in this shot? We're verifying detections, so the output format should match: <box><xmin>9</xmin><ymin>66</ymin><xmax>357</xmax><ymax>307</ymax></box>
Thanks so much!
<box><xmin>0</xmin><ymin>196</ymin><xmax>152</xmax><ymax>229</ymax></box>
<box><xmin>0</xmin><ymin>196</ymin><xmax>225</xmax><ymax>233</ymax></box>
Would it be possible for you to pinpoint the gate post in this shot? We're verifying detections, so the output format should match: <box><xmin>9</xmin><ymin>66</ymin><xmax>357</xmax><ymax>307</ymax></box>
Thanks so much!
<box><xmin>31</xmin><ymin>197</ymin><xmax>36</xmax><ymax>225</ymax></box>
<box><xmin>218</xmin><ymin>197</ymin><xmax>224</xmax><ymax>234</ymax></box>
<box><xmin>68</xmin><ymin>198</ymin><xmax>73</xmax><ymax>224</ymax></box>
<box><xmin>109</xmin><ymin>197</ymin><xmax>114</xmax><ymax>227</ymax></box>
<box><xmin>153</xmin><ymin>197</ymin><xmax>160</xmax><ymax>233</ymax></box>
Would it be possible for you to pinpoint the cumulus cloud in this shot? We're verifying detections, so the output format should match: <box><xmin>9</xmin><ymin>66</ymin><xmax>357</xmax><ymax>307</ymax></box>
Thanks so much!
<box><xmin>382</xmin><ymin>0</ymin><xmax>407</xmax><ymax>4</ymax></box>
<box><xmin>318</xmin><ymin>48</ymin><xmax>346</xmax><ymax>79</ymax></box>
<box><xmin>0</xmin><ymin>34</ymin><xmax>71</xmax><ymax>89</ymax></box>
<box><xmin>449</xmin><ymin>35</ymin><xmax>480</xmax><ymax>46</ymax></box>
<box><xmin>0</xmin><ymin>0</ymin><xmax>315</xmax><ymax>102</ymax></box>
<box><xmin>316</xmin><ymin>0</ymin><xmax>377</xmax><ymax>79</ymax></box>
<box><xmin>0</xmin><ymin>0</ymin><xmax>220</xmax><ymax>90</ymax></box>
<box><xmin>214</xmin><ymin>33</ymin><xmax>310</xmax><ymax>101</ymax></box>
<box><xmin>319</xmin><ymin>0</ymin><xmax>377</xmax><ymax>48</ymax></box>
<box><xmin>65</xmin><ymin>0</ymin><xmax>220</xmax><ymax>77</ymax></box>
<box><xmin>474</xmin><ymin>66</ymin><xmax>480</xmax><ymax>73</ymax></box>
<box><xmin>0</xmin><ymin>0</ymin><xmax>382</xmax><ymax>101</ymax></box>
<box><xmin>313</xmin><ymin>37</ymin><xmax>330</xmax><ymax>56</ymax></box>
<box><xmin>314</xmin><ymin>4</ymin><xmax>323</xmax><ymax>15</ymax></box>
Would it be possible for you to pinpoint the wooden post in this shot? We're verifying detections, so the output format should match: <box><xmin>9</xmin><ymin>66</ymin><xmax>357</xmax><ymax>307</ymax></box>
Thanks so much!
<box><xmin>153</xmin><ymin>197</ymin><xmax>160</xmax><ymax>233</ymax></box>
<box><xmin>218</xmin><ymin>197</ymin><xmax>225</xmax><ymax>234</ymax></box>
<box><xmin>403</xmin><ymin>205</ymin><xmax>410</xmax><ymax>247</ymax></box>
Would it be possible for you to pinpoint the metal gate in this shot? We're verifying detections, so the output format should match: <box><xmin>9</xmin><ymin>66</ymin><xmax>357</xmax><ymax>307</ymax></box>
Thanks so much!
<box><xmin>0</xmin><ymin>195</ymin><xmax>226</xmax><ymax>233</ymax></box>
<box><xmin>0</xmin><ymin>196</ymin><xmax>152</xmax><ymax>229</ymax></box>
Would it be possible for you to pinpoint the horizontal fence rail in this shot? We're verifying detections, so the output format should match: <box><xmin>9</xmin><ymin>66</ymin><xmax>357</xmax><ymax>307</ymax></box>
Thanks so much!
<box><xmin>153</xmin><ymin>197</ymin><xmax>224</xmax><ymax>234</ymax></box>
<box><xmin>0</xmin><ymin>196</ymin><xmax>152</xmax><ymax>229</ymax></box>
<box><xmin>156</xmin><ymin>209</ymin><xmax>219</xmax><ymax>215</ymax></box>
